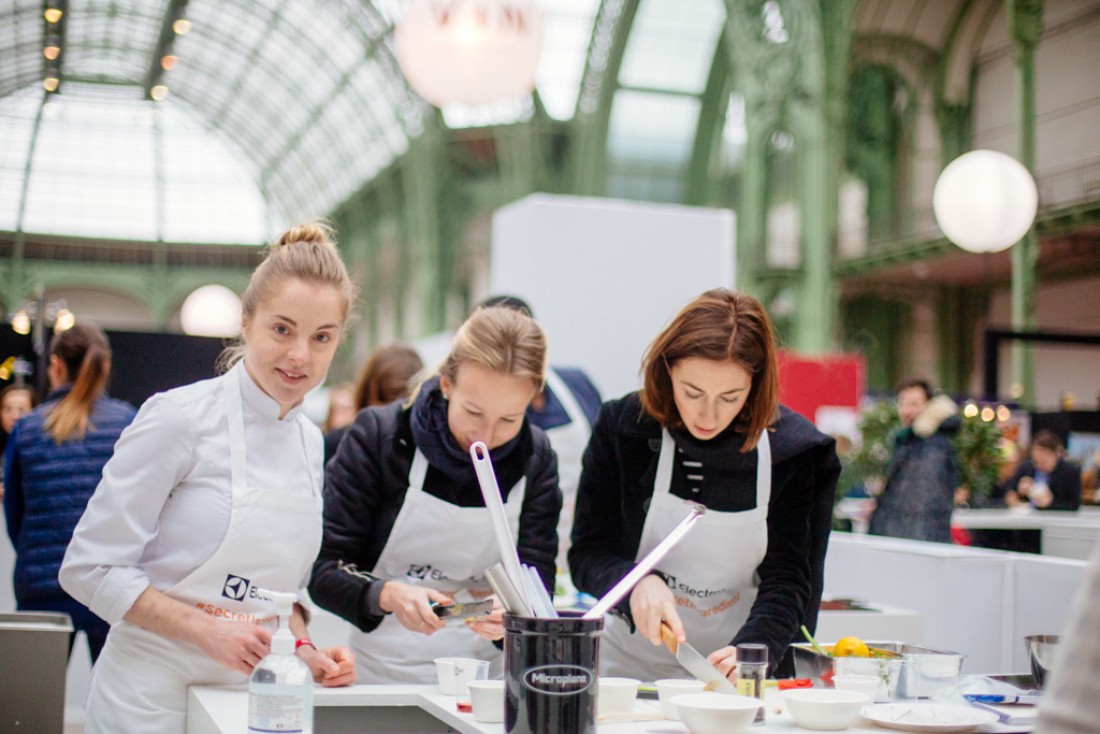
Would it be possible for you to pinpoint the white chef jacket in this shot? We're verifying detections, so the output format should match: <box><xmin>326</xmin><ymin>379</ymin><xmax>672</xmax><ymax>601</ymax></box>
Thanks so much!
<box><xmin>60</xmin><ymin>361</ymin><xmax>320</xmax><ymax>625</ymax></box>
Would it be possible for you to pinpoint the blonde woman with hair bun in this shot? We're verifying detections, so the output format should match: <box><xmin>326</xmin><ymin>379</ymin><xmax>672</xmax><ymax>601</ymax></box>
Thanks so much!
<box><xmin>310</xmin><ymin>305</ymin><xmax>562</xmax><ymax>684</ymax></box>
<box><xmin>61</xmin><ymin>222</ymin><xmax>357</xmax><ymax>734</ymax></box>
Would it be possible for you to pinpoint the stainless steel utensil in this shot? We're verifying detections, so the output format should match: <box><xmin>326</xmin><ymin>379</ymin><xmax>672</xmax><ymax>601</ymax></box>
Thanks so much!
<box><xmin>659</xmin><ymin>622</ymin><xmax>737</xmax><ymax>694</ymax></box>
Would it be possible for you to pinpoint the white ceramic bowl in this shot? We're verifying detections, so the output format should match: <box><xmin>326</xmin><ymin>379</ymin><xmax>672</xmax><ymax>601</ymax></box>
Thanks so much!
<box><xmin>655</xmin><ymin>678</ymin><xmax>707</xmax><ymax>720</ymax></box>
<box><xmin>781</xmin><ymin>688</ymin><xmax>870</xmax><ymax>730</ymax></box>
<box><xmin>466</xmin><ymin>680</ymin><xmax>505</xmax><ymax>723</ymax></box>
<box><xmin>672</xmin><ymin>693</ymin><xmax>762</xmax><ymax>734</ymax></box>
<box><xmin>597</xmin><ymin>677</ymin><xmax>640</xmax><ymax>716</ymax></box>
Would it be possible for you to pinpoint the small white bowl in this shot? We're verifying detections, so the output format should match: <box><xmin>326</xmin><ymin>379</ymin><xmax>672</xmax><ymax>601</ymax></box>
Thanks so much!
<box><xmin>597</xmin><ymin>677</ymin><xmax>640</xmax><ymax>716</ymax></box>
<box><xmin>831</xmin><ymin>674</ymin><xmax>880</xmax><ymax>702</ymax></box>
<box><xmin>781</xmin><ymin>688</ymin><xmax>870</xmax><ymax>730</ymax></box>
<box><xmin>655</xmin><ymin>678</ymin><xmax>707</xmax><ymax>720</ymax></box>
<box><xmin>466</xmin><ymin>680</ymin><xmax>504</xmax><ymax>723</ymax></box>
<box><xmin>672</xmin><ymin>693</ymin><xmax>762</xmax><ymax>734</ymax></box>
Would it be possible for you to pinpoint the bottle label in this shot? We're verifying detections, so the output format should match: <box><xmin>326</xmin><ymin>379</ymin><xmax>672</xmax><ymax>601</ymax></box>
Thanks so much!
<box><xmin>248</xmin><ymin>691</ymin><xmax>307</xmax><ymax>733</ymax></box>
<box><xmin>736</xmin><ymin>677</ymin><xmax>758</xmax><ymax>697</ymax></box>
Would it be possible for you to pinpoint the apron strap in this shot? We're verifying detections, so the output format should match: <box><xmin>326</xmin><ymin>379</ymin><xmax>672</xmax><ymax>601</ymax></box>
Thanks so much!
<box><xmin>407</xmin><ymin>449</ymin><xmax>430</xmax><ymax>496</ymax></box>
<box><xmin>225</xmin><ymin>366</ymin><xmax>250</xmax><ymax>501</ymax></box>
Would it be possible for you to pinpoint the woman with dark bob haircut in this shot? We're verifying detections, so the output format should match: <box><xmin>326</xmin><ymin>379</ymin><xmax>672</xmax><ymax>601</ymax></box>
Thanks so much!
<box><xmin>569</xmin><ymin>289</ymin><xmax>840</xmax><ymax>681</ymax></box>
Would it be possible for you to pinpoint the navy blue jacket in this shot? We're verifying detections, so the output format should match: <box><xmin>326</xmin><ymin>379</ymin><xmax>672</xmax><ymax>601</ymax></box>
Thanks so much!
<box><xmin>4</xmin><ymin>387</ymin><xmax>136</xmax><ymax>607</ymax></box>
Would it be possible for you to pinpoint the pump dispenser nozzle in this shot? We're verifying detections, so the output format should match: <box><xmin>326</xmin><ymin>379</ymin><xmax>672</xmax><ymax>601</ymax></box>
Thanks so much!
<box><xmin>269</xmin><ymin>591</ymin><xmax>298</xmax><ymax>655</ymax></box>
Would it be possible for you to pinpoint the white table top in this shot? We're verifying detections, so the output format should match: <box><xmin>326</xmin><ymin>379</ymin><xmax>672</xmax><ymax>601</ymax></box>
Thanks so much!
<box><xmin>952</xmin><ymin>508</ymin><xmax>1100</xmax><ymax>530</ymax></box>
<box><xmin>186</xmin><ymin>682</ymin><xmax>1027</xmax><ymax>734</ymax></box>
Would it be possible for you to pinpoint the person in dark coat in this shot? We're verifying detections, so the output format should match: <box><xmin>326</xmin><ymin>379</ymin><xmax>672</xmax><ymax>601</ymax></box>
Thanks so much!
<box><xmin>3</xmin><ymin>323</ymin><xmax>136</xmax><ymax>662</ymax></box>
<box><xmin>1000</xmin><ymin>430</ymin><xmax>1081</xmax><ymax>511</ymax></box>
<box><xmin>0</xmin><ymin>383</ymin><xmax>38</xmax><ymax>500</ymax></box>
<box><xmin>868</xmin><ymin>378</ymin><xmax>960</xmax><ymax>543</ymax></box>
<box><xmin>310</xmin><ymin>305</ymin><xmax>561</xmax><ymax>684</ymax></box>
<box><xmin>569</xmin><ymin>289</ymin><xmax>840</xmax><ymax>681</ymax></box>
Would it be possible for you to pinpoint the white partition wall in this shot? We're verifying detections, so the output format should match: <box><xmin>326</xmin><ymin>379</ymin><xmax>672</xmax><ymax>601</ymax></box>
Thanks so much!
<box><xmin>490</xmin><ymin>194</ymin><xmax>736</xmax><ymax>399</ymax></box>
<box><xmin>824</xmin><ymin>533</ymin><xmax>1087</xmax><ymax>674</ymax></box>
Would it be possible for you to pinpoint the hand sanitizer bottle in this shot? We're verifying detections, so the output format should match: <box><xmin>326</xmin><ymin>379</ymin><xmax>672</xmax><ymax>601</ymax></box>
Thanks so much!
<box><xmin>248</xmin><ymin>591</ymin><xmax>313</xmax><ymax>733</ymax></box>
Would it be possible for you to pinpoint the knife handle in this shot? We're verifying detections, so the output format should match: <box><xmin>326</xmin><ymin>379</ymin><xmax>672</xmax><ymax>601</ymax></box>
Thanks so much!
<box><xmin>659</xmin><ymin>622</ymin><xmax>677</xmax><ymax>655</ymax></box>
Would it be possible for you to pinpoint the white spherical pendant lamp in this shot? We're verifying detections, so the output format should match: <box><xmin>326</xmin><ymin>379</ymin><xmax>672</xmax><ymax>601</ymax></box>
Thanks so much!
<box><xmin>394</xmin><ymin>0</ymin><xmax>544</xmax><ymax>108</ymax></box>
<box><xmin>932</xmin><ymin>149</ymin><xmax>1038</xmax><ymax>253</ymax></box>
<box><xmin>180</xmin><ymin>285</ymin><xmax>242</xmax><ymax>338</ymax></box>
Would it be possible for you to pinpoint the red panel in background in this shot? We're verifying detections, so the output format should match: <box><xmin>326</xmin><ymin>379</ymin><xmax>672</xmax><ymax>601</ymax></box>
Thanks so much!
<box><xmin>776</xmin><ymin>350</ymin><xmax>866</xmax><ymax>423</ymax></box>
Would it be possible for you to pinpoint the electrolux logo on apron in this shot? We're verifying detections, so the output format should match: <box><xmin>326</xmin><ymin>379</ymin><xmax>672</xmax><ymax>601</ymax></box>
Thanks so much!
<box><xmin>221</xmin><ymin>573</ymin><xmax>273</xmax><ymax>603</ymax></box>
<box><xmin>523</xmin><ymin>665</ymin><xmax>593</xmax><ymax>695</ymax></box>
<box><xmin>405</xmin><ymin>564</ymin><xmax>489</xmax><ymax>587</ymax></box>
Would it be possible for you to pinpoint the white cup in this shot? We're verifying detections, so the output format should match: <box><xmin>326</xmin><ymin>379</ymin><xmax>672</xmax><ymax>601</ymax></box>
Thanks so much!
<box><xmin>466</xmin><ymin>680</ymin><xmax>505</xmax><ymax>723</ymax></box>
<box><xmin>453</xmin><ymin>659</ymin><xmax>491</xmax><ymax>709</ymax></box>
<box><xmin>655</xmin><ymin>678</ymin><xmax>707</xmax><ymax>720</ymax></box>
<box><xmin>434</xmin><ymin>657</ymin><xmax>486</xmax><ymax>695</ymax></box>
<box><xmin>832</xmin><ymin>674</ymin><xmax>880</xmax><ymax>702</ymax></box>
<box><xmin>597</xmin><ymin>677</ymin><xmax>641</xmax><ymax>716</ymax></box>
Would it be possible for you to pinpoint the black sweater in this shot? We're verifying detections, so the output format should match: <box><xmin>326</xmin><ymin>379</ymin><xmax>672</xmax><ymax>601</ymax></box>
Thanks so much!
<box><xmin>568</xmin><ymin>393</ymin><xmax>840</xmax><ymax>671</ymax></box>
<box><xmin>309</xmin><ymin>394</ymin><xmax>562</xmax><ymax>632</ymax></box>
<box><xmin>1002</xmin><ymin>458</ymin><xmax>1082</xmax><ymax>511</ymax></box>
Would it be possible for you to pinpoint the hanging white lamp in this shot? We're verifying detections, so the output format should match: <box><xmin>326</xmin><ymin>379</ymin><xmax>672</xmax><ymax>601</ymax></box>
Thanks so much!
<box><xmin>932</xmin><ymin>149</ymin><xmax>1039</xmax><ymax>253</ymax></box>
<box><xmin>180</xmin><ymin>285</ymin><xmax>242</xmax><ymax>337</ymax></box>
<box><xmin>394</xmin><ymin>0</ymin><xmax>544</xmax><ymax>108</ymax></box>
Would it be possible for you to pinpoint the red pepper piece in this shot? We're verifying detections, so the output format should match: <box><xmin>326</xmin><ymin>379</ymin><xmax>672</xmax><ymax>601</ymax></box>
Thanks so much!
<box><xmin>777</xmin><ymin>678</ymin><xmax>813</xmax><ymax>690</ymax></box>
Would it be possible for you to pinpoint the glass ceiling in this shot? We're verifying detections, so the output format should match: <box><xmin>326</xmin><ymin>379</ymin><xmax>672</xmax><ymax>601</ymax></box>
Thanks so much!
<box><xmin>606</xmin><ymin>0</ymin><xmax>730</xmax><ymax>202</ymax></box>
<box><xmin>0</xmin><ymin>0</ymin><xmax>723</xmax><ymax>243</ymax></box>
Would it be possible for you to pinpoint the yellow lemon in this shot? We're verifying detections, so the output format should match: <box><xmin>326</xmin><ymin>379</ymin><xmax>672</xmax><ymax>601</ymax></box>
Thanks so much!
<box><xmin>832</xmin><ymin>636</ymin><xmax>871</xmax><ymax>657</ymax></box>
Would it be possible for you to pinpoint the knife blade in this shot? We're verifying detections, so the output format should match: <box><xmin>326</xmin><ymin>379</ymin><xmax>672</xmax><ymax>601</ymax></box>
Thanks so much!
<box><xmin>660</xmin><ymin>623</ymin><xmax>737</xmax><ymax>694</ymax></box>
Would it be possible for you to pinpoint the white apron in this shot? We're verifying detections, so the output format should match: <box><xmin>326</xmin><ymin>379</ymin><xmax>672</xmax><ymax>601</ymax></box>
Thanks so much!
<box><xmin>600</xmin><ymin>429</ymin><xmax>772</xmax><ymax>681</ymax></box>
<box><xmin>542</xmin><ymin>368</ymin><xmax>593</xmax><ymax>568</ymax></box>
<box><xmin>84</xmin><ymin>371</ymin><xmax>323</xmax><ymax>734</ymax></box>
<box><xmin>350</xmin><ymin>449</ymin><xmax>527</xmax><ymax>683</ymax></box>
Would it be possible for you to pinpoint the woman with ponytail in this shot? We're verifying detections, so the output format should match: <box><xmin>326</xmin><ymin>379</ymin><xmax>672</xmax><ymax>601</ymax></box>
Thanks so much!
<box><xmin>4</xmin><ymin>323</ymin><xmax>136</xmax><ymax>662</ymax></box>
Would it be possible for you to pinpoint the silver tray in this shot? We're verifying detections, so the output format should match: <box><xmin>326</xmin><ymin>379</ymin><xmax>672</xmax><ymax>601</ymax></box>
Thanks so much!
<box><xmin>791</xmin><ymin>641</ymin><xmax>965</xmax><ymax>699</ymax></box>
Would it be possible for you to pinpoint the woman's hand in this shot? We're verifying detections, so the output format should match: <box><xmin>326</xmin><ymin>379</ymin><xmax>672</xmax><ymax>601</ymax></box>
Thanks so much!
<box><xmin>123</xmin><ymin>587</ymin><xmax>272</xmax><ymax>675</ymax></box>
<box><xmin>379</xmin><ymin>581</ymin><xmax>451</xmax><ymax>634</ymax></box>
<box><xmin>629</xmin><ymin>574</ymin><xmax>684</xmax><ymax>646</ymax></box>
<box><xmin>707</xmin><ymin>645</ymin><xmax>738</xmax><ymax>680</ymax></box>
<box><xmin>466</xmin><ymin>596</ymin><xmax>505</xmax><ymax>641</ymax></box>
<box><xmin>298</xmin><ymin>644</ymin><xmax>357</xmax><ymax>687</ymax></box>
<box><xmin>195</xmin><ymin>619</ymin><xmax>272</xmax><ymax>675</ymax></box>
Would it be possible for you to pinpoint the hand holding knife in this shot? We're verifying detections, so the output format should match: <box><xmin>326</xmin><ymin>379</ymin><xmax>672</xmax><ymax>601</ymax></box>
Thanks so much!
<box><xmin>659</xmin><ymin>622</ymin><xmax>737</xmax><ymax>694</ymax></box>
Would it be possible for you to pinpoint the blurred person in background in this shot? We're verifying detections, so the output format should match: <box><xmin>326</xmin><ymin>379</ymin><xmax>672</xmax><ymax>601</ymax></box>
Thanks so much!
<box><xmin>4</xmin><ymin>324</ymin><xmax>135</xmax><ymax>662</ymax></box>
<box><xmin>324</xmin><ymin>383</ymin><xmax>357</xmax><ymax>431</ymax></box>
<box><xmin>323</xmin><ymin>344</ymin><xmax>424</xmax><ymax>464</ymax></box>
<box><xmin>1000</xmin><ymin>430</ymin><xmax>1081</xmax><ymax>511</ymax></box>
<box><xmin>868</xmin><ymin>378</ymin><xmax>959</xmax><ymax>543</ymax></box>
<box><xmin>0</xmin><ymin>383</ymin><xmax>38</xmax><ymax>499</ymax></box>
